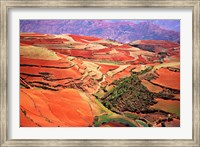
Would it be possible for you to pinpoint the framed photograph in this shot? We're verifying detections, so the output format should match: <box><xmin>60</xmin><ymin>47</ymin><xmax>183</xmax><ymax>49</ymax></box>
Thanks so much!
<box><xmin>0</xmin><ymin>0</ymin><xmax>199</xmax><ymax>146</ymax></box>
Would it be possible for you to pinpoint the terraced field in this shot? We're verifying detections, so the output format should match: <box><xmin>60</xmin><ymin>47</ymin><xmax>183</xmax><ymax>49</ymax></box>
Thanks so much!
<box><xmin>20</xmin><ymin>33</ymin><xmax>180</xmax><ymax>127</ymax></box>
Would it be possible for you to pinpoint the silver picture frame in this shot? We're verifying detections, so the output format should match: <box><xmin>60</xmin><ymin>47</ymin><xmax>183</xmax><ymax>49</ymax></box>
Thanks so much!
<box><xmin>0</xmin><ymin>0</ymin><xmax>199</xmax><ymax>146</ymax></box>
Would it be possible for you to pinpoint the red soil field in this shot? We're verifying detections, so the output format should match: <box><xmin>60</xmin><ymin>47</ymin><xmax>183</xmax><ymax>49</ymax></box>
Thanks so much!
<box><xmin>109</xmin><ymin>65</ymin><xmax>133</xmax><ymax>80</ymax></box>
<box><xmin>69</xmin><ymin>34</ymin><xmax>100</xmax><ymax>43</ymax></box>
<box><xmin>20</xmin><ymin>43</ymin><xmax>32</xmax><ymax>46</ymax></box>
<box><xmin>21</xmin><ymin>38</ymin><xmax>67</xmax><ymax>45</ymax></box>
<box><xmin>94</xmin><ymin>48</ymin><xmax>112</xmax><ymax>54</ymax></box>
<box><xmin>55</xmin><ymin>52</ymin><xmax>68</xmax><ymax>58</ymax></box>
<box><xmin>20</xmin><ymin>66</ymin><xmax>82</xmax><ymax>80</ymax></box>
<box><xmin>112</xmin><ymin>69</ymin><xmax>131</xmax><ymax>80</ymax></box>
<box><xmin>20</xmin><ymin>88</ymin><xmax>94</xmax><ymax>127</ymax></box>
<box><xmin>98</xmin><ymin>43</ymin><xmax>118</xmax><ymax>48</ymax></box>
<box><xmin>21</xmin><ymin>76</ymin><xmax>76</xmax><ymax>88</ymax></box>
<box><xmin>68</xmin><ymin>50</ymin><xmax>93</xmax><ymax>58</ymax></box>
<box><xmin>100</xmin><ymin>76</ymin><xmax>114</xmax><ymax>87</ymax></box>
<box><xmin>151</xmin><ymin>68</ymin><xmax>180</xmax><ymax>90</ymax></box>
<box><xmin>141</xmin><ymin>79</ymin><xmax>163</xmax><ymax>93</ymax></box>
<box><xmin>136</xmin><ymin>40</ymin><xmax>179</xmax><ymax>48</ymax></box>
<box><xmin>151</xmin><ymin>98</ymin><xmax>180</xmax><ymax>117</ymax></box>
<box><xmin>116</xmin><ymin>49</ymin><xmax>131</xmax><ymax>56</ymax></box>
<box><xmin>20</xmin><ymin>33</ymin><xmax>180</xmax><ymax>127</ymax></box>
<box><xmin>97</xmin><ymin>63</ymin><xmax>119</xmax><ymax>74</ymax></box>
<box><xmin>20</xmin><ymin>57</ymin><xmax>72</xmax><ymax>67</ymax></box>
<box><xmin>20</xmin><ymin>33</ymin><xmax>47</xmax><ymax>37</ymax></box>
<box><xmin>51</xmin><ymin>49</ymin><xmax>93</xmax><ymax>58</ymax></box>
<box><xmin>117</xmin><ymin>44</ymin><xmax>132</xmax><ymax>49</ymax></box>
<box><xmin>76</xmin><ymin>35</ymin><xmax>101</xmax><ymax>41</ymax></box>
<box><xmin>20</xmin><ymin>91</ymin><xmax>41</xmax><ymax>116</ymax></box>
<box><xmin>165</xmin><ymin>118</ymin><xmax>180</xmax><ymax>127</ymax></box>
<box><xmin>20</xmin><ymin>110</ymin><xmax>39</xmax><ymax>127</ymax></box>
<box><xmin>20</xmin><ymin>40</ymin><xmax>34</xmax><ymax>45</ymax></box>
<box><xmin>73</xmin><ymin>58</ymin><xmax>84</xmax><ymax>65</ymax></box>
<box><xmin>133</xmin><ymin>55</ymin><xmax>147</xmax><ymax>64</ymax></box>
<box><xmin>94</xmin><ymin>53</ymin><xmax>134</xmax><ymax>61</ymax></box>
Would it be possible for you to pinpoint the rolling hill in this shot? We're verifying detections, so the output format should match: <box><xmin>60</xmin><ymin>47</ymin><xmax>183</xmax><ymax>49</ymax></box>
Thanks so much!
<box><xmin>20</xmin><ymin>33</ymin><xmax>180</xmax><ymax>127</ymax></box>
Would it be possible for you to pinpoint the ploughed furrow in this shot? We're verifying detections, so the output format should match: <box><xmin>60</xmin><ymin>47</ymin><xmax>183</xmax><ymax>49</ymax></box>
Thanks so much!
<box><xmin>20</xmin><ymin>56</ymin><xmax>85</xmax><ymax>90</ymax></box>
<box><xmin>20</xmin><ymin>66</ymin><xmax>82</xmax><ymax>80</ymax></box>
<box><xmin>20</xmin><ymin>65</ymin><xmax>74</xmax><ymax>69</ymax></box>
<box><xmin>151</xmin><ymin>67</ymin><xmax>180</xmax><ymax>90</ymax></box>
<box><xmin>21</xmin><ymin>57</ymin><xmax>73</xmax><ymax>68</ymax></box>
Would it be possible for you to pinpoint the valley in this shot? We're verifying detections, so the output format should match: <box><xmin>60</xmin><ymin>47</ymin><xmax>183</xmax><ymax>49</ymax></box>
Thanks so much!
<box><xmin>20</xmin><ymin>32</ymin><xmax>180</xmax><ymax>127</ymax></box>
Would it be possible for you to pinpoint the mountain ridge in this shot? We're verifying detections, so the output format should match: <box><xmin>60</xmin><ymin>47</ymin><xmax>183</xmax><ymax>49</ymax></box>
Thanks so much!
<box><xmin>20</xmin><ymin>20</ymin><xmax>180</xmax><ymax>43</ymax></box>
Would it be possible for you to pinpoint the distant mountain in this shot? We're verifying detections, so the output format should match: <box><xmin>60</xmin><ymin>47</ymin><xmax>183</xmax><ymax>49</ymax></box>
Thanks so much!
<box><xmin>150</xmin><ymin>20</ymin><xmax>180</xmax><ymax>32</ymax></box>
<box><xmin>107</xmin><ymin>20</ymin><xmax>180</xmax><ymax>32</ymax></box>
<box><xmin>20</xmin><ymin>20</ymin><xmax>180</xmax><ymax>43</ymax></box>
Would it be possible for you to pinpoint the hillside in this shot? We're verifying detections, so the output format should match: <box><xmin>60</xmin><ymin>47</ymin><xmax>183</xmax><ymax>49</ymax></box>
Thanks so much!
<box><xmin>20</xmin><ymin>33</ymin><xmax>180</xmax><ymax>127</ymax></box>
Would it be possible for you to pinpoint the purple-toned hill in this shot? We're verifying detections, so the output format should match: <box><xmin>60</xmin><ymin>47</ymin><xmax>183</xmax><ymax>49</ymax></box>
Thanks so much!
<box><xmin>20</xmin><ymin>20</ymin><xmax>180</xmax><ymax>43</ymax></box>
